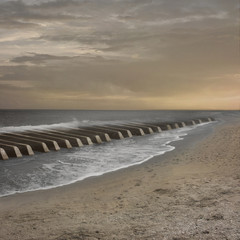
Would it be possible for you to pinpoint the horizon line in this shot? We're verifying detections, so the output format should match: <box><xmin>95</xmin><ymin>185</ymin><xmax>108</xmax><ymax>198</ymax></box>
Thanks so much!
<box><xmin>0</xmin><ymin>108</ymin><xmax>238</xmax><ymax>111</ymax></box>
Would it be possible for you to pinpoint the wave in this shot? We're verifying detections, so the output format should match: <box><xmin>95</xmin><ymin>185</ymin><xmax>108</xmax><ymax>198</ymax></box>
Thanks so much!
<box><xmin>0</xmin><ymin>119</ymin><xmax>131</xmax><ymax>133</ymax></box>
<box><xmin>0</xmin><ymin>127</ymin><xmax>191</xmax><ymax>198</ymax></box>
<box><xmin>0</xmin><ymin>121</ymin><xmax>215</xmax><ymax>198</ymax></box>
<box><xmin>0</xmin><ymin>120</ymin><xmax>81</xmax><ymax>133</ymax></box>
<box><xmin>0</xmin><ymin>140</ymin><xmax>176</xmax><ymax>198</ymax></box>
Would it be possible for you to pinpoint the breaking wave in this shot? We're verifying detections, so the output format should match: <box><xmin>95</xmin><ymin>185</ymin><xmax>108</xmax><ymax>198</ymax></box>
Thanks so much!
<box><xmin>0</xmin><ymin>124</ymin><xmax>207</xmax><ymax>198</ymax></box>
<box><xmin>0</xmin><ymin>120</ymin><xmax>81</xmax><ymax>133</ymax></box>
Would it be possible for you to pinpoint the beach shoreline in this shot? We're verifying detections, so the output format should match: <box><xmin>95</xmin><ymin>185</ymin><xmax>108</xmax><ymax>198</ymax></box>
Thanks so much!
<box><xmin>0</xmin><ymin>122</ymin><xmax>208</xmax><ymax>199</ymax></box>
<box><xmin>0</xmin><ymin>121</ymin><xmax>216</xmax><ymax>204</ymax></box>
<box><xmin>0</xmin><ymin>117</ymin><xmax>239</xmax><ymax>239</ymax></box>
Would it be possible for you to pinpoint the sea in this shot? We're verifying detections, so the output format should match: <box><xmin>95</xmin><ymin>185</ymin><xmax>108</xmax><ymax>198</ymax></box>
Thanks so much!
<box><xmin>0</xmin><ymin>110</ymin><xmax>238</xmax><ymax>197</ymax></box>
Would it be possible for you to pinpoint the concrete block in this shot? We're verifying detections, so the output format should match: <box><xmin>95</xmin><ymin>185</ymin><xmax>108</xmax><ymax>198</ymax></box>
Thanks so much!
<box><xmin>50</xmin><ymin>129</ymin><xmax>93</xmax><ymax>145</ymax></box>
<box><xmin>0</xmin><ymin>148</ymin><xmax>9</xmax><ymax>160</ymax></box>
<box><xmin>75</xmin><ymin>128</ymin><xmax>111</xmax><ymax>142</ymax></box>
<box><xmin>181</xmin><ymin>122</ymin><xmax>186</xmax><ymax>127</ymax></box>
<box><xmin>0</xmin><ymin>140</ymin><xmax>34</xmax><ymax>156</ymax></box>
<box><xmin>103</xmin><ymin>125</ymin><xmax>133</xmax><ymax>138</ymax></box>
<box><xmin>127</xmin><ymin>123</ymin><xmax>154</xmax><ymax>134</ymax></box>
<box><xmin>0</xmin><ymin>143</ymin><xmax>22</xmax><ymax>158</ymax></box>
<box><xmin>27</xmin><ymin>131</ymin><xmax>72</xmax><ymax>149</ymax></box>
<box><xmin>116</xmin><ymin>125</ymin><xmax>145</xmax><ymax>136</ymax></box>
<box><xmin>57</xmin><ymin>128</ymin><xmax>101</xmax><ymax>144</ymax></box>
<box><xmin>191</xmin><ymin>120</ymin><xmax>196</xmax><ymax>125</ymax></box>
<box><xmin>0</xmin><ymin>133</ymin><xmax>50</xmax><ymax>152</ymax></box>
<box><xmin>85</xmin><ymin>127</ymin><xmax>124</xmax><ymax>139</ymax></box>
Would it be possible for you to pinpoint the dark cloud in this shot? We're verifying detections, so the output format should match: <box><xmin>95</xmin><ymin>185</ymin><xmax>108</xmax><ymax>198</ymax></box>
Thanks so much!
<box><xmin>0</xmin><ymin>55</ymin><xmax>238</xmax><ymax>98</ymax></box>
<box><xmin>11</xmin><ymin>53</ymin><xmax>78</xmax><ymax>64</ymax></box>
<box><xmin>32</xmin><ymin>0</ymin><xmax>80</xmax><ymax>8</ymax></box>
<box><xmin>0</xmin><ymin>0</ymin><xmax>89</xmax><ymax>29</ymax></box>
<box><xmin>31</xmin><ymin>0</ymin><xmax>234</xmax><ymax>61</ymax></box>
<box><xmin>0</xmin><ymin>19</ymin><xmax>38</xmax><ymax>28</ymax></box>
<box><xmin>0</xmin><ymin>0</ymin><xmax>239</xmax><ymax>109</ymax></box>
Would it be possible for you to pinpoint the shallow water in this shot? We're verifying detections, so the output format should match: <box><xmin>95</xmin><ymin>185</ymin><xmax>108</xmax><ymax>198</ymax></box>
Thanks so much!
<box><xmin>0</xmin><ymin>110</ymin><xmax>238</xmax><ymax>197</ymax></box>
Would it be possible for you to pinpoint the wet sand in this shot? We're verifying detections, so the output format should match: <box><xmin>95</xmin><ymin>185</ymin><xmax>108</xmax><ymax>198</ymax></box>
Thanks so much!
<box><xmin>0</xmin><ymin>119</ymin><xmax>239</xmax><ymax>240</ymax></box>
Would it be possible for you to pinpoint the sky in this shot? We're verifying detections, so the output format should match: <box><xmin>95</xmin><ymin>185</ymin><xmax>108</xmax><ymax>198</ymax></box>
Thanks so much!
<box><xmin>0</xmin><ymin>0</ymin><xmax>239</xmax><ymax>110</ymax></box>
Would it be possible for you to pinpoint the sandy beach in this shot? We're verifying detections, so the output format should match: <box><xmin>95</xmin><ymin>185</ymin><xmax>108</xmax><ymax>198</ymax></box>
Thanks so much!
<box><xmin>0</xmin><ymin>118</ymin><xmax>239</xmax><ymax>240</ymax></box>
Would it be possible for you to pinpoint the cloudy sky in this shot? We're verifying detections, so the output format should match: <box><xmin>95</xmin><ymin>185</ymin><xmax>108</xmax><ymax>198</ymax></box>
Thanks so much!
<box><xmin>0</xmin><ymin>0</ymin><xmax>239</xmax><ymax>110</ymax></box>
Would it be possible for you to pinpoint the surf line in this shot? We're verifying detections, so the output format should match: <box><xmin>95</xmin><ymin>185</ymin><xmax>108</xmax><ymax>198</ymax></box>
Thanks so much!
<box><xmin>0</xmin><ymin>117</ymin><xmax>215</xmax><ymax>160</ymax></box>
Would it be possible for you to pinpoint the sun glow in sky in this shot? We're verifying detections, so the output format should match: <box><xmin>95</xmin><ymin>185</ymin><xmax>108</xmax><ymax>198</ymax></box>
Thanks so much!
<box><xmin>0</xmin><ymin>0</ymin><xmax>239</xmax><ymax>110</ymax></box>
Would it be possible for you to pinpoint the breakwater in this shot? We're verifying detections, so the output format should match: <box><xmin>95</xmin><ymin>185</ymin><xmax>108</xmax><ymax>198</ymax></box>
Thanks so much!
<box><xmin>0</xmin><ymin>117</ymin><xmax>214</xmax><ymax>160</ymax></box>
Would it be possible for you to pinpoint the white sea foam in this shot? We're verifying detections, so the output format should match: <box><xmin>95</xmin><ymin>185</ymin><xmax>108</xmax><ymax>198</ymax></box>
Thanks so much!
<box><xmin>0</xmin><ymin>120</ymin><xmax>81</xmax><ymax>133</ymax></box>
<box><xmin>0</xmin><ymin>122</ymin><xmax>214</xmax><ymax>197</ymax></box>
<box><xmin>0</xmin><ymin>119</ymin><xmax>130</xmax><ymax>133</ymax></box>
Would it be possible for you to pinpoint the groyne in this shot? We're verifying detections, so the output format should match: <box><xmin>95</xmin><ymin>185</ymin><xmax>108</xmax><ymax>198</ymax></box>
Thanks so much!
<box><xmin>0</xmin><ymin>117</ymin><xmax>214</xmax><ymax>160</ymax></box>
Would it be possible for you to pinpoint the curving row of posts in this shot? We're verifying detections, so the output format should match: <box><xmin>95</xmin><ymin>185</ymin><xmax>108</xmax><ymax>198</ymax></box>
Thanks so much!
<box><xmin>0</xmin><ymin>117</ymin><xmax>214</xmax><ymax>160</ymax></box>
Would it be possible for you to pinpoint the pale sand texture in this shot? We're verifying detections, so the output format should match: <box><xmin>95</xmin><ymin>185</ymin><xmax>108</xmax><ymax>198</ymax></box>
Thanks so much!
<box><xmin>0</xmin><ymin>120</ymin><xmax>239</xmax><ymax>240</ymax></box>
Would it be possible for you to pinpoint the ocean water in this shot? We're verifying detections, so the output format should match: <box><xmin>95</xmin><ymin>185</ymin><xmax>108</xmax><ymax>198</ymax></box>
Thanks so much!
<box><xmin>0</xmin><ymin>110</ymin><xmax>238</xmax><ymax>197</ymax></box>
